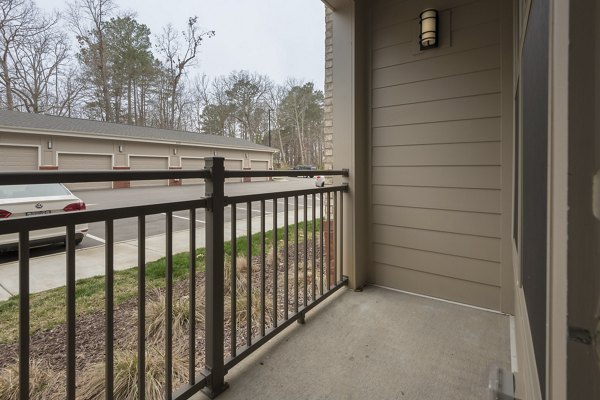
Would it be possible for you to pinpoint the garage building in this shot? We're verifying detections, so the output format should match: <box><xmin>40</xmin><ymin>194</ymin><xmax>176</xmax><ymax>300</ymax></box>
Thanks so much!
<box><xmin>0</xmin><ymin>110</ymin><xmax>276</xmax><ymax>190</ymax></box>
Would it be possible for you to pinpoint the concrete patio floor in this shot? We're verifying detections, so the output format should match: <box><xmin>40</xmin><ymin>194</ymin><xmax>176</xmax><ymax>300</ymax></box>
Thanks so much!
<box><xmin>193</xmin><ymin>285</ymin><xmax>511</xmax><ymax>400</ymax></box>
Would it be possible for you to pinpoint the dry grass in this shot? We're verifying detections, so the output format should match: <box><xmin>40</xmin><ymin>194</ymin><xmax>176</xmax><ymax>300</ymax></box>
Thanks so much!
<box><xmin>0</xmin><ymin>360</ymin><xmax>58</xmax><ymax>400</ymax></box>
<box><xmin>78</xmin><ymin>346</ymin><xmax>187</xmax><ymax>400</ymax></box>
<box><xmin>145</xmin><ymin>286</ymin><xmax>206</xmax><ymax>347</ymax></box>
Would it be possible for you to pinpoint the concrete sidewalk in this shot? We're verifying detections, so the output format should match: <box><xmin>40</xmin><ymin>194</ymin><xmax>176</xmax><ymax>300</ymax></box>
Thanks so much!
<box><xmin>0</xmin><ymin>208</ymin><xmax>314</xmax><ymax>301</ymax></box>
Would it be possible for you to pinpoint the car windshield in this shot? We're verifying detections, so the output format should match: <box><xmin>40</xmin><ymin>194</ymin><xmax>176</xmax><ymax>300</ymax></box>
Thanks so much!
<box><xmin>0</xmin><ymin>184</ymin><xmax>71</xmax><ymax>199</ymax></box>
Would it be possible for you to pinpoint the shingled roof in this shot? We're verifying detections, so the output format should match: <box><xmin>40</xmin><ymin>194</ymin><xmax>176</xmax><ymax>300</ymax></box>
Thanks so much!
<box><xmin>0</xmin><ymin>110</ymin><xmax>276</xmax><ymax>152</ymax></box>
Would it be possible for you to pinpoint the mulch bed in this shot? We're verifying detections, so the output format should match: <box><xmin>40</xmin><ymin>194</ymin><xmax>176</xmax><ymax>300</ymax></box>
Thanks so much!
<box><xmin>0</xmin><ymin>239</ymin><xmax>334</xmax><ymax>397</ymax></box>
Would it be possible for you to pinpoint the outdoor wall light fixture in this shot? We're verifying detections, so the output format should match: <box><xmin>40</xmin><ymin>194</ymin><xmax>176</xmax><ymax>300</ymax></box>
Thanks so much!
<box><xmin>47</xmin><ymin>140</ymin><xmax>52</xmax><ymax>149</ymax></box>
<box><xmin>173</xmin><ymin>148</ymin><xmax>177</xmax><ymax>155</ymax></box>
<box><xmin>419</xmin><ymin>9</ymin><xmax>438</xmax><ymax>50</ymax></box>
<box><xmin>118</xmin><ymin>145</ymin><xmax>123</xmax><ymax>153</ymax></box>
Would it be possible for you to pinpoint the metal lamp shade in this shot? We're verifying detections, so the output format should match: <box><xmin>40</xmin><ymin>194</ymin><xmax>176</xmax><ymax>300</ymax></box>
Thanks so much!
<box><xmin>419</xmin><ymin>9</ymin><xmax>438</xmax><ymax>50</ymax></box>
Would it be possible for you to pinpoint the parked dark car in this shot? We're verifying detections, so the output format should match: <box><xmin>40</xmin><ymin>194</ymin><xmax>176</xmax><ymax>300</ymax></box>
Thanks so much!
<box><xmin>291</xmin><ymin>165</ymin><xmax>316</xmax><ymax>177</ymax></box>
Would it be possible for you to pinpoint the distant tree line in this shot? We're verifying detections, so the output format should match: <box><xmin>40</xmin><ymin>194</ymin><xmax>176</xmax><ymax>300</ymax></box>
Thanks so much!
<box><xmin>0</xmin><ymin>0</ymin><xmax>325</xmax><ymax>167</ymax></box>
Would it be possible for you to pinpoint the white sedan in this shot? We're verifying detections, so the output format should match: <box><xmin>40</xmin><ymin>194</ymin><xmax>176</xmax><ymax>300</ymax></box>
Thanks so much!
<box><xmin>0</xmin><ymin>183</ymin><xmax>88</xmax><ymax>252</ymax></box>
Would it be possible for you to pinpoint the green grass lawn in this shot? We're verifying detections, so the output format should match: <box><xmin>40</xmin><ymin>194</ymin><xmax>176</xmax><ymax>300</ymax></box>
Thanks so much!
<box><xmin>0</xmin><ymin>219</ymin><xmax>320</xmax><ymax>344</ymax></box>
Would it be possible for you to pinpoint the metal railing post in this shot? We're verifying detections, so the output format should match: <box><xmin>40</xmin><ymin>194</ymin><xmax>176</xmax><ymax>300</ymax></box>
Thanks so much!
<box><xmin>203</xmin><ymin>157</ymin><xmax>229</xmax><ymax>398</ymax></box>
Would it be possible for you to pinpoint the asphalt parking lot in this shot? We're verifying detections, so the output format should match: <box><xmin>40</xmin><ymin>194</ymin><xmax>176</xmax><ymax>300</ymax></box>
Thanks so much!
<box><xmin>0</xmin><ymin>178</ymin><xmax>320</xmax><ymax>265</ymax></box>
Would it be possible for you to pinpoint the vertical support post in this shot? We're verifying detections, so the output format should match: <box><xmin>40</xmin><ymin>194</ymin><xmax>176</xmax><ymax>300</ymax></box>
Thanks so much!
<box><xmin>203</xmin><ymin>157</ymin><xmax>229</xmax><ymax>398</ymax></box>
<box><xmin>260</xmin><ymin>200</ymin><xmax>266</xmax><ymax>337</ymax></box>
<box><xmin>66</xmin><ymin>225</ymin><xmax>76</xmax><ymax>400</ymax></box>
<box><xmin>18</xmin><ymin>231</ymin><xmax>29</xmax><ymax>400</ymax></box>
<box><xmin>165</xmin><ymin>212</ymin><xmax>173</xmax><ymax>400</ymax></box>
<box><xmin>137</xmin><ymin>217</ymin><xmax>146</xmax><ymax>400</ymax></box>
<box><xmin>105</xmin><ymin>220</ymin><xmax>114</xmax><ymax>399</ymax></box>
<box><xmin>189</xmin><ymin>208</ymin><xmax>197</xmax><ymax>384</ymax></box>
<box><xmin>230</xmin><ymin>206</ymin><xmax>237</xmax><ymax>358</ymax></box>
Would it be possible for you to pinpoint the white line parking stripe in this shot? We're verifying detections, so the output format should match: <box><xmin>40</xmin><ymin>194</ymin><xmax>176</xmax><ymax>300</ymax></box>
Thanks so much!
<box><xmin>161</xmin><ymin>213</ymin><xmax>205</xmax><ymax>224</ymax></box>
<box><xmin>235</xmin><ymin>206</ymin><xmax>272</xmax><ymax>214</ymax></box>
<box><xmin>86</xmin><ymin>234</ymin><xmax>106</xmax><ymax>244</ymax></box>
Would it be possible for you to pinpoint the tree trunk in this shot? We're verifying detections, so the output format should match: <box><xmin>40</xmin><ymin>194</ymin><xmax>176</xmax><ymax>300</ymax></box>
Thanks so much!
<box><xmin>127</xmin><ymin>78</ymin><xmax>132</xmax><ymax>124</ymax></box>
<box><xmin>1</xmin><ymin>54</ymin><xmax>14</xmax><ymax>110</ymax></box>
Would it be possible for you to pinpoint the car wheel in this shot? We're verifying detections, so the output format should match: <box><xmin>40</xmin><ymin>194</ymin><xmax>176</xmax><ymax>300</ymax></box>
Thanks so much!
<box><xmin>320</xmin><ymin>182</ymin><xmax>325</xmax><ymax>187</ymax></box>
<box><xmin>75</xmin><ymin>238</ymin><xmax>83</xmax><ymax>246</ymax></box>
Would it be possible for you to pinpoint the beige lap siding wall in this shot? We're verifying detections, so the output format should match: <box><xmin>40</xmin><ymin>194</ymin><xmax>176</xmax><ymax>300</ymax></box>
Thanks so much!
<box><xmin>369</xmin><ymin>0</ymin><xmax>513</xmax><ymax>312</ymax></box>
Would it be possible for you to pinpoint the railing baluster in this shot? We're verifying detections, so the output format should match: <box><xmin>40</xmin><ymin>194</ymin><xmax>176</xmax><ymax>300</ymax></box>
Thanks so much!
<box><xmin>165</xmin><ymin>211</ymin><xmax>173</xmax><ymax>400</ymax></box>
<box><xmin>303</xmin><ymin>194</ymin><xmax>308</xmax><ymax>307</ymax></box>
<box><xmin>231</xmin><ymin>205</ymin><xmax>237</xmax><ymax>358</ymax></box>
<box><xmin>18</xmin><ymin>231</ymin><xmax>29</xmax><ymax>400</ymax></box>
<box><xmin>283</xmin><ymin>197</ymin><xmax>289</xmax><ymax>320</ymax></box>
<box><xmin>340</xmin><ymin>189</ymin><xmax>344</xmax><ymax>280</ymax></box>
<box><xmin>260</xmin><ymin>200</ymin><xmax>266</xmax><ymax>337</ymax></box>
<box><xmin>312</xmin><ymin>194</ymin><xmax>316</xmax><ymax>301</ymax></box>
<box><xmin>334</xmin><ymin>192</ymin><xmax>338</xmax><ymax>285</ymax></box>
<box><xmin>105</xmin><ymin>220</ymin><xmax>114</xmax><ymax>399</ymax></box>
<box><xmin>327</xmin><ymin>192</ymin><xmax>331</xmax><ymax>291</ymax></box>
<box><xmin>189</xmin><ymin>208</ymin><xmax>197</xmax><ymax>384</ymax></box>
<box><xmin>66</xmin><ymin>225</ymin><xmax>76</xmax><ymax>400</ymax></box>
<box><xmin>272</xmin><ymin>198</ymin><xmax>278</xmax><ymax>327</ymax></box>
<box><xmin>294</xmin><ymin>196</ymin><xmax>299</xmax><ymax>314</ymax></box>
<box><xmin>246</xmin><ymin>202</ymin><xmax>252</xmax><ymax>347</ymax></box>
<box><xmin>319</xmin><ymin>193</ymin><xmax>324</xmax><ymax>296</ymax></box>
<box><xmin>138</xmin><ymin>216</ymin><xmax>146</xmax><ymax>400</ymax></box>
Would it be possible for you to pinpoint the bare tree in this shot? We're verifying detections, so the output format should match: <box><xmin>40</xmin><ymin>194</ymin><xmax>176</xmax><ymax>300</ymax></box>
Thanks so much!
<box><xmin>10</xmin><ymin>11</ymin><xmax>72</xmax><ymax>114</ymax></box>
<box><xmin>155</xmin><ymin>17</ymin><xmax>214</xmax><ymax>128</ymax></box>
<box><xmin>0</xmin><ymin>0</ymin><xmax>45</xmax><ymax>110</ymax></box>
<box><xmin>67</xmin><ymin>0</ymin><xmax>116</xmax><ymax>121</ymax></box>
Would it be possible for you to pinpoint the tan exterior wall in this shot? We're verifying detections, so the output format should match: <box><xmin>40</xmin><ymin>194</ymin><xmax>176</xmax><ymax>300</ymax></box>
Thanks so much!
<box><xmin>368</xmin><ymin>0</ymin><xmax>513</xmax><ymax>312</ymax></box>
<box><xmin>0</xmin><ymin>130</ymin><xmax>273</xmax><ymax>189</ymax></box>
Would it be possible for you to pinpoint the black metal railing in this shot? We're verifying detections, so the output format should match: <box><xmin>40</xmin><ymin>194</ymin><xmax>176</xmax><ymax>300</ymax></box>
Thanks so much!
<box><xmin>0</xmin><ymin>158</ymin><xmax>349</xmax><ymax>400</ymax></box>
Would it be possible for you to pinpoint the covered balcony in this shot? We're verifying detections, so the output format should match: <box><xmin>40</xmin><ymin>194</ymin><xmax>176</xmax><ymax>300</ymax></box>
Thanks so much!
<box><xmin>0</xmin><ymin>0</ymin><xmax>594</xmax><ymax>399</ymax></box>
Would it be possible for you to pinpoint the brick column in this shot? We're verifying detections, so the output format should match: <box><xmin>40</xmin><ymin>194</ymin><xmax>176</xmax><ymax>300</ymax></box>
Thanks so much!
<box><xmin>323</xmin><ymin>7</ymin><xmax>334</xmax><ymax>183</ymax></box>
<box><xmin>38</xmin><ymin>166</ymin><xmax>58</xmax><ymax>170</ymax></box>
<box><xmin>243</xmin><ymin>167</ymin><xmax>251</xmax><ymax>183</ymax></box>
<box><xmin>169</xmin><ymin>166</ymin><xmax>182</xmax><ymax>186</ymax></box>
<box><xmin>112</xmin><ymin>166</ymin><xmax>130</xmax><ymax>189</ymax></box>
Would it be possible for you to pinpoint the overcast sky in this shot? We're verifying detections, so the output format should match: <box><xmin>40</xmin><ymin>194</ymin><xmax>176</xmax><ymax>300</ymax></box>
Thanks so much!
<box><xmin>37</xmin><ymin>0</ymin><xmax>326</xmax><ymax>90</ymax></box>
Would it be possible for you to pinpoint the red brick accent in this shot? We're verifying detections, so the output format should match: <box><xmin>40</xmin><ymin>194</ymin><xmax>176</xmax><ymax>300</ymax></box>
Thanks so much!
<box><xmin>113</xmin><ymin>166</ymin><xmax>130</xmax><ymax>189</ymax></box>
<box><xmin>38</xmin><ymin>165</ymin><xmax>58</xmax><ymax>170</ymax></box>
<box><xmin>243</xmin><ymin>167</ymin><xmax>251</xmax><ymax>183</ymax></box>
<box><xmin>169</xmin><ymin>166</ymin><xmax>182</xmax><ymax>186</ymax></box>
<box><xmin>324</xmin><ymin>219</ymin><xmax>336</xmax><ymax>285</ymax></box>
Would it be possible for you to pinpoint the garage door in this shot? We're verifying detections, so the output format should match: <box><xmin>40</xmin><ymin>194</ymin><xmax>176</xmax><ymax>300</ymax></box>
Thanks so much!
<box><xmin>225</xmin><ymin>159</ymin><xmax>243</xmax><ymax>183</ymax></box>
<box><xmin>129</xmin><ymin>156</ymin><xmax>169</xmax><ymax>187</ymax></box>
<box><xmin>250</xmin><ymin>160</ymin><xmax>269</xmax><ymax>182</ymax></box>
<box><xmin>181</xmin><ymin>157</ymin><xmax>204</xmax><ymax>185</ymax></box>
<box><xmin>0</xmin><ymin>145</ymin><xmax>37</xmax><ymax>170</ymax></box>
<box><xmin>58</xmin><ymin>153</ymin><xmax>112</xmax><ymax>191</ymax></box>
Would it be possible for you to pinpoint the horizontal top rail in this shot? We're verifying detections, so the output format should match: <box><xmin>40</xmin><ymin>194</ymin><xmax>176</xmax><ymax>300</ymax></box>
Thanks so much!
<box><xmin>223</xmin><ymin>169</ymin><xmax>349</xmax><ymax>178</ymax></box>
<box><xmin>0</xmin><ymin>169</ymin><xmax>211</xmax><ymax>185</ymax></box>
<box><xmin>226</xmin><ymin>184</ymin><xmax>348</xmax><ymax>205</ymax></box>
<box><xmin>0</xmin><ymin>168</ymin><xmax>349</xmax><ymax>185</ymax></box>
<box><xmin>0</xmin><ymin>198</ymin><xmax>208</xmax><ymax>234</ymax></box>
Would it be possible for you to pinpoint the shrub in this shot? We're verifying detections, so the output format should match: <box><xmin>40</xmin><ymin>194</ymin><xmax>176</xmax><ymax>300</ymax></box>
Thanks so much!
<box><xmin>78</xmin><ymin>347</ymin><xmax>186</xmax><ymax>400</ymax></box>
<box><xmin>0</xmin><ymin>360</ymin><xmax>57</xmax><ymax>400</ymax></box>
